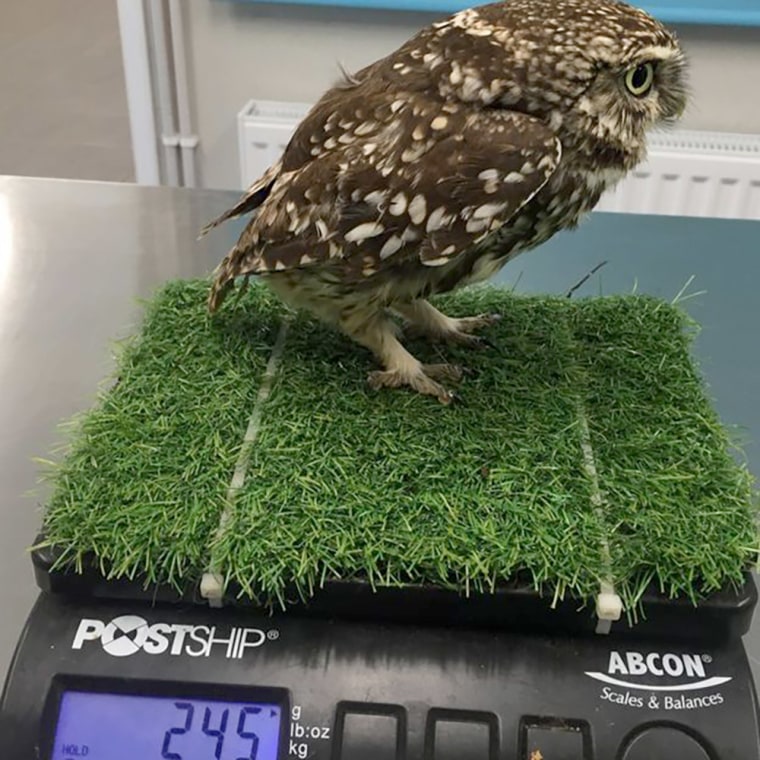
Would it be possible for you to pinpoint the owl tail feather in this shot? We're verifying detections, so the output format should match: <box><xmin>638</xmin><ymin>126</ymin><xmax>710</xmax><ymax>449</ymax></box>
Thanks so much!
<box><xmin>207</xmin><ymin>277</ymin><xmax>233</xmax><ymax>314</ymax></box>
<box><xmin>207</xmin><ymin>243</ymin><xmax>254</xmax><ymax>314</ymax></box>
<box><xmin>199</xmin><ymin>199</ymin><xmax>257</xmax><ymax>239</ymax></box>
<box><xmin>198</xmin><ymin>161</ymin><xmax>282</xmax><ymax>239</ymax></box>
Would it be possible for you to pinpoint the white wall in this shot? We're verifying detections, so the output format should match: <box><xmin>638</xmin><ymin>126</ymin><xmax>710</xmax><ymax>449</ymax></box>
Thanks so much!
<box><xmin>183</xmin><ymin>0</ymin><xmax>760</xmax><ymax>190</ymax></box>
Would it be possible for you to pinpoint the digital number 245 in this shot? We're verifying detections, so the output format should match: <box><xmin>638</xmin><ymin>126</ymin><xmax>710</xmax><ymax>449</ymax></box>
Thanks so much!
<box><xmin>161</xmin><ymin>702</ymin><xmax>261</xmax><ymax>760</ymax></box>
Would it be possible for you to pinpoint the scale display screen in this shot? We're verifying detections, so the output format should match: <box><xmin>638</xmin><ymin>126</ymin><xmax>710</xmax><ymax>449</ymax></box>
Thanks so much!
<box><xmin>50</xmin><ymin>690</ymin><xmax>282</xmax><ymax>760</ymax></box>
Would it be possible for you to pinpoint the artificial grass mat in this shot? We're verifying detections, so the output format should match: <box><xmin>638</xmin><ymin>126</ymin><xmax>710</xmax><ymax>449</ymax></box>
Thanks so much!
<box><xmin>39</xmin><ymin>279</ymin><xmax>759</xmax><ymax>615</ymax></box>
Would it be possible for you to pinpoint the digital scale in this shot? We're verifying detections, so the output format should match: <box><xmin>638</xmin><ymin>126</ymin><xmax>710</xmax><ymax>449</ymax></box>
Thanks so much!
<box><xmin>1</xmin><ymin>177</ymin><xmax>760</xmax><ymax>760</ymax></box>
<box><xmin>1</xmin><ymin>541</ymin><xmax>759</xmax><ymax>759</ymax></box>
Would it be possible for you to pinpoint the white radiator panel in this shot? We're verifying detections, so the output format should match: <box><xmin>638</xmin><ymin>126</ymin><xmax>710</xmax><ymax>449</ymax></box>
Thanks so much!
<box><xmin>595</xmin><ymin>132</ymin><xmax>760</xmax><ymax>220</ymax></box>
<box><xmin>238</xmin><ymin>99</ymin><xmax>312</xmax><ymax>190</ymax></box>
<box><xmin>238</xmin><ymin>100</ymin><xmax>760</xmax><ymax>221</ymax></box>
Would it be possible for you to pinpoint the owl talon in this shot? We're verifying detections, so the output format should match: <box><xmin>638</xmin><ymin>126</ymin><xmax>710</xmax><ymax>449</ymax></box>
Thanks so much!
<box><xmin>367</xmin><ymin>368</ymin><xmax>456</xmax><ymax>405</ymax></box>
<box><xmin>479</xmin><ymin>336</ymin><xmax>500</xmax><ymax>351</ymax></box>
<box><xmin>455</xmin><ymin>313</ymin><xmax>503</xmax><ymax>334</ymax></box>
<box><xmin>446</xmin><ymin>314</ymin><xmax>502</xmax><ymax>350</ymax></box>
<box><xmin>446</xmin><ymin>332</ymin><xmax>501</xmax><ymax>353</ymax></box>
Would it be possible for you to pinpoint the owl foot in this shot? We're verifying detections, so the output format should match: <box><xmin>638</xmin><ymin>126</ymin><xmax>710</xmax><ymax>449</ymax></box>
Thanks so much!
<box><xmin>454</xmin><ymin>313</ymin><xmax>503</xmax><ymax>334</ymax></box>
<box><xmin>348</xmin><ymin>312</ymin><xmax>464</xmax><ymax>404</ymax></box>
<box><xmin>367</xmin><ymin>366</ymin><xmax>459</xmax><ymax>405</ymax></box>
<box><xmin>426</xmin><ymin>315</ymin><xmax>502</xmax><ymax>351</ymax></box>
<box><xmin>395</xmin><ymin>301</ymin><xmax>501</xmax><ymax>351</ymax></box>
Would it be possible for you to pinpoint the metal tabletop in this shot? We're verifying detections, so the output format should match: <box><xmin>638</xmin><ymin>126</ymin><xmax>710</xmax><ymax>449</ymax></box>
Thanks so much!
<box><xmin>1</xmin><ymin>174</ymin><xmax>758</xmax><ymax>681</ymax></box>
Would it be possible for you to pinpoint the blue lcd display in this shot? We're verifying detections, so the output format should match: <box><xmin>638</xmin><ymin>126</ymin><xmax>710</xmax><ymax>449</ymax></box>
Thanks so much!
<box><xmin>50</xmin><ymin>691</ymin><xmax>282</xmax><ymax>760</ymax></box>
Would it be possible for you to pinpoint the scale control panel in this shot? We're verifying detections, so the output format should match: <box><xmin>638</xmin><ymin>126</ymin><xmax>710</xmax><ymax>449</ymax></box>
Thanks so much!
<box><xmin>2</xmin><ymin>595</ymin><xmax>758</xmax><ymax>759</ymax></box>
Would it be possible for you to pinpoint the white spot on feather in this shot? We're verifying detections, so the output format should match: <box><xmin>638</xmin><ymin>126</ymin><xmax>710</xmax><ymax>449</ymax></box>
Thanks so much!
<box><xmin>408</xmin><ymin>195</ymin><xmax>427</xmax><ymax>225</ymax></box>
<box><xmin>422</xmin><ymin>256</ymin><xmax>450</xmax><ymax>267</ymax></box>
<box><xmin>345</xmin><ymin>222</ymin><xmax>385</xmax><ymax>243</ymax></box>
<box><xmin>402</xmin><ymin>144</ymin><xmax>427</xmax><ymax>163</ymax></box>
<box><xmin>380</xmin><ymin>235</ymin><xmax>403</xmax><ymax>259</ymax></box>
<box><xmin>473</xmin><ymin>202</ymin><xmax>507</xmax><ymax>219</ymax></box>
<box><xmin>426</xmin><ymin>206</ymin><xmax>449</xmax><ymax>232</ymax></box>
<box><xmin>465</xmin><ymin>25</ymin><xmax>493</xmax><ymax>37</ymax></box>
<box><xmin>466</xmin><ymin>218</ymin><xmax>490</xmax><ymax>233</ymax></box>
<box><xmin>389</xmin><ymin>193</ymin><xmax>407</xmax><ymax>215</ymax></box>
<box><xmin>504</xmin><ymin>172</ymin><xmax>524</xmax><ymax>183</ymax></box>
<box><xmin>430</xmin><ymin>115</ymin><xmax>448</xmax><ymax>130</ymax></box>
<box><xmin>364</xmin><ymin>189</ymin><xmax>387</xmax><ymax>207</ymax></box>
<box><xmin>401</xmin><ymin>226</ymin><xmax>421</xmax><ymax>242</ymax></box>
<box><xmin>462</xmin><ymin>75</ymin><xmax>484</xmax><ymax>101</ymax></box>
<box><xmin>354</xmin><ymin>121</ymin><xmax>377</xmax><ymax>136</ymax></box>
<box><xmin>451</xmin><ymin>8</ymin><xmax>479</xmax><ymax>28</ymax></box>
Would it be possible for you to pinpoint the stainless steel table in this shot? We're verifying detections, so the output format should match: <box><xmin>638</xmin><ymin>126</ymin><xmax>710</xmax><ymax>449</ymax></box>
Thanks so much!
<box><xmin>1</xmin><ymin>175</ymin><xmax>758</xmax><ymax>681</ymax></box>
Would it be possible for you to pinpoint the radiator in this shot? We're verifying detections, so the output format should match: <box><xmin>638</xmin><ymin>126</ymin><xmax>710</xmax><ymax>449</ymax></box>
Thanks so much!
<box><xmin>238</xmin><ymin>99</ymin><xmax>760</xmax><ymax>221</ymax></box>
<box><xmin>595</xmin><ymin>130</ymin><xmax>760</xmax><ymax>220</ymax></box>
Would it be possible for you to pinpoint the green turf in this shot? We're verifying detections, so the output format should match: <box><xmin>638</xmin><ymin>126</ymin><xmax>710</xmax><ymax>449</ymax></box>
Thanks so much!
<box><xmin>38</xmin><ymin>279</ymin><xmax>759</xmax><ymax>613</ymax></box>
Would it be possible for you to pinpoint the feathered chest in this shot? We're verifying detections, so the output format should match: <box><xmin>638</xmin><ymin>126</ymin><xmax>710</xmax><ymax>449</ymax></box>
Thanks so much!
<box><xmin>431</xmin><ymin>161</ymin><xmax>626</xmax><ymax>291</ymax></box>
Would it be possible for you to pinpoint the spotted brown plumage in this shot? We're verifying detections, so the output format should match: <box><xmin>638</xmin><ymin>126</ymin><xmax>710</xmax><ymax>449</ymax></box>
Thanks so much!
<box><xmin>205</xmin><ymin>0</ymin><xmax>687</xmax><ymax>403</ymax></box>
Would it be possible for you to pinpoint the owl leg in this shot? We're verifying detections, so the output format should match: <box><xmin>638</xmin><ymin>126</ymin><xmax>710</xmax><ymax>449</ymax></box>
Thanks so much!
<box><xmin>393</xmin><ymin>300</ymin><xmax>501</xmax><ymax>349</ymax></box>
<box><xmin>341</xmin><ymin>310</ymin><xmax>459</xmax><ymax>404</ymax></box>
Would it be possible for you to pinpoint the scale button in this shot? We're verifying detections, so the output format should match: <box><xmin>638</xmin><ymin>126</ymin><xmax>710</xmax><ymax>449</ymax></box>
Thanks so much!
<box><xmin>425</xmin><ymin>709</ymin><xmax>499</xmax><ymax>760</ymax></box>
<box><xmin>521</xmin><ymin>718</ymin><xmax>590</xmax><ymax>759</ymax></box>
<box><xmin>336</xmin><ymin>702</ymin><xmax>406</xmax><ymax>760</ymax></box>
<box><xmin>621</xmin><ymin>727</ymin><xmax>710</xmax><ymax>759</ymax></box>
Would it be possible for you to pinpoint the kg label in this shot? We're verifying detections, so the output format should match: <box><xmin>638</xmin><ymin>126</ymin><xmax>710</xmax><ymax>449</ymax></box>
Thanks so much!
<box><xmin>72</xmin><ymin>616</ymin><xmax>278</xmax><ymax>659</ymax></box>
<box><xmin>289</xmin><ymin>705</ymin><xmax>331</xmax><ymax>759</ymax></box>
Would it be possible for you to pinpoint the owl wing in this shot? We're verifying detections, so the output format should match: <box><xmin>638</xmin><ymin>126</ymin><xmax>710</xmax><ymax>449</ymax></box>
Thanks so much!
<box><xmin>214</xmin><ymin>105</ymin><xmax>560</xmax><ymax>282</ymax></box>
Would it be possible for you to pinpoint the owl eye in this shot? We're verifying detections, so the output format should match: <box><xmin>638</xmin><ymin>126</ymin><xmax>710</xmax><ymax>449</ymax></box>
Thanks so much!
<box><xmin>625</xmin><ymin>62</ymin><xmax>655</xmax><ymax>97</ymax></box>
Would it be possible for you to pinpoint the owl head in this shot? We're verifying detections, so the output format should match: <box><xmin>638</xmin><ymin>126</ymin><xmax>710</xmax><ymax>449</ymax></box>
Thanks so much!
<box><xmin>409</xmin><ymin>0</ymin><xmax>688</xmax><ymax>163</ymax></box>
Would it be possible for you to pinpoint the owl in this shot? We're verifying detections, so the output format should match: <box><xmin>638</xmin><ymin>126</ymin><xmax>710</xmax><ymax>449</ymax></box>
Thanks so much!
<box><xmin>204</xmin><ymin>0</ymin><xmax>687</xmax><ymax>404</ymax></box>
